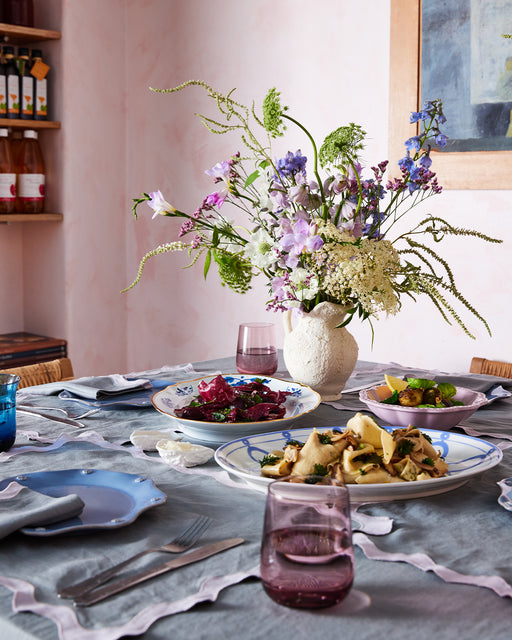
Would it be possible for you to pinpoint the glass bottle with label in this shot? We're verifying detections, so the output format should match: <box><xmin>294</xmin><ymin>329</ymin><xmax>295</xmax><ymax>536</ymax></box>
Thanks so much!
<box><xmin>16</xmin><ymin>129</ymin><xmax>45</xmax><ymax>213</ymax></box>
<box><xmin>0</xmin><ymin>128</ymin><xmax>16</xmax><ymax>214</ymax></box>
<box><xmin>18</xmin><ymin>47</ymin><xmax>34</xmax><ymax>120</ymax></box>
<box><xmin>30</xmin><ymin>50</ymin><xmax>48</xmax><ymax>120</ymax></box>
<box><xmin>3</xmin><ymin>46</ymin><xmax>20</xmax><ymax>120</ymax></box>
<box><xmin>0</xmin><ymin>49</ymin><xmax>7</xmax><ymax>118</ymax></box>
<box><xmin>9</xmin><ymin>129</ymin><xmax>23</xmax><ymax>166</ymax></box>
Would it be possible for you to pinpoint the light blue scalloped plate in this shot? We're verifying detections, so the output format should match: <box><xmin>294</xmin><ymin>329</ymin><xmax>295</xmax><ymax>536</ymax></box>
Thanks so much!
<box><xmin>215</xmin><ymin>426</ymin><xmax>503</xmax><ymax>501</ymax></box>
<box><xmin>497</xmin><ymin>478</ymin><xmax>512</xmax><ymax>512</ymax></box>
<box><xmin>0</xmin><ymin>469</ymin><xmax>167</xmax><ymax>536</ymax></box>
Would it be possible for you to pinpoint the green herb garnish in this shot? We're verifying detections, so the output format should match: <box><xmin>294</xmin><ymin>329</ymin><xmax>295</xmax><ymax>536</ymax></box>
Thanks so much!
<box><xmin>259</xmin><ymin>455</ymin><xmax>280</xmax><ymax>467</ymax></box>
<box><xmin>381</xmin><ymin>390</ymin><xmax>399</xmax><ymax>404</ymax></box>
<box><xmin>318</xmin><ymin>433</ymin><xmax>333</xmax><ymax>444</ymax></box>
<box><xmin>356</xmin><ymin>452</ymin><xmax>382</xmax><ymax>465</ymax></box>
<box><xmin>397</xmin><ymin>439</ymin><xmax>414</xmax><ymax>456</ymax></box>
<box><xmin>313</xmin><ymin>464</ymin><xmax>329</xmax><ymax>476</ymax></box>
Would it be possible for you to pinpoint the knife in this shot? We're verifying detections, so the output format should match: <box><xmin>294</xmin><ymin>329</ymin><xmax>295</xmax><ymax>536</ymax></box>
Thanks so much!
<box><xmin>73</xmin><ymin>537</ymin><xmax>245</xmax><ymax>607</ymax></box>
<box><xmin>16</xmin><ymin>408</ymin><xmax>84</xmax><ymax>428</ymax></box>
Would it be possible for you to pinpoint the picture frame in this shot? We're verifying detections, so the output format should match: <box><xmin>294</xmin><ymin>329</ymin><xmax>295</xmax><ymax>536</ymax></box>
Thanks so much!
<box><xmin>389</xmin><ymin>0</ymin><xmax>512</xmax><ymax>189</ymax></box>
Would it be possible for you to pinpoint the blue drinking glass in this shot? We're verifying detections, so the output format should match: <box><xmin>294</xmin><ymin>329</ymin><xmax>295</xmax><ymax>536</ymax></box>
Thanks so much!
<box><xmin>0</xmin><ymin>373</ymin><xmax>20</xmax><ymax>452</ymax></box>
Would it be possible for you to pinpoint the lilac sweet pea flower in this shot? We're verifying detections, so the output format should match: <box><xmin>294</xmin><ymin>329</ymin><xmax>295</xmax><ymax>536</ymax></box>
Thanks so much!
<box><xmin>279</xmin><ymin>219</ymin><xmax>323</xmax><ymax>268</ymax></box>
<box><xmin>205</xmin><ymin>190</ymin><xmax>228</xmax><ymax>208</ymax></box>
<box><xmin>148</xmin><ymin>191</ymin><xmax>176</xmax><ymax>219</ymax></box>
<box><xmin>205</xmin><ymin>161</ymin><xmax>231</xmax><ymax>181</ymax></box>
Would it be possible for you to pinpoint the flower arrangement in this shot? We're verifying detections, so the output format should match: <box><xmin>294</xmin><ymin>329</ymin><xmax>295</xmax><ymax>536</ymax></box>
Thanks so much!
<box><xmin>125</xmin><ymin>80</ymin><xmax>501</xmax><ymax>338</ymax></box>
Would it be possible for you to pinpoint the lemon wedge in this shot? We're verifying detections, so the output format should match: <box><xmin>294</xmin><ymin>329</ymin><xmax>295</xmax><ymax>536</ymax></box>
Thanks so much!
<box><xmin>384</xmin><ymin>374</ymin><xmax>408</xmax><ymax>393</ymax></box>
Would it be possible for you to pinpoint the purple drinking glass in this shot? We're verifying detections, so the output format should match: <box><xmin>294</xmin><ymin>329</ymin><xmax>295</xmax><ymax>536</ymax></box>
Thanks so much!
<box><xmin>236</xmin><ymin>322</ymin><xmax>278</xmax><ymax>375</ymax></box>
<box><xmin>260</xmin><ymin>475</ymin><xmax>354</xmax><ymax>609</ymax></box>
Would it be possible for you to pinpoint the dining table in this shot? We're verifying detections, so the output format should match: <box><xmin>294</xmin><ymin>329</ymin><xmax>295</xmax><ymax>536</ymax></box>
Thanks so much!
<box><xmin>1</xmin><ymin>353</ymin><xmax>512</xmax><ymax>640</ymax></box>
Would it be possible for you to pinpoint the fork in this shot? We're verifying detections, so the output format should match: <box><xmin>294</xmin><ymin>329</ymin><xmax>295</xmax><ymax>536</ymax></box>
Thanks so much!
<box><xmin>58</xmin><ymin>515</ymin><xmax>211</xmax><ymax>599</ymax></box>
<box><xmin>17</xmin><ymin>404</ymin><xmax>100</xmax><ymax>420</ymax></box>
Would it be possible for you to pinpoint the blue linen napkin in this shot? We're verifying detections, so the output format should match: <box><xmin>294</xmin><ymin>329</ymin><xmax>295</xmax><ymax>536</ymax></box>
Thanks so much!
<box><xmin>0</xmin><ymin>482</ymin><xmax>84</xmax><ymax>538</ymax></box>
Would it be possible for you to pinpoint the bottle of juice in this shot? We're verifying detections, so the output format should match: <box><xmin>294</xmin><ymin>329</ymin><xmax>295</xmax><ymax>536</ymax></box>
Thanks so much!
<box><xmin>16</xmin><ymin>129</ymin><xmax>45</xmax><ymax>213</ymax></box>
<box><xmin>30</xmin><ymin>49</ymin><xmax>48</xmax><ymax>120</ymax></box>
<box><xmin>9</xmin><ymin>129</ymin><xmax>23</xmax><ymax>165</ymax></box>
<box><xmin>18</xmin><ymin>47</ymin><xmax>34</xmax><ymax>120</ymax></box>
<box><xmin>3</xmin><ymin>46</ymin><xmax>20</xmax><ymax>120</ymax></box>
<box><xmin>0</xmin><ymin>128</ymin><xmax>16</xmax><ymax>214</ymax></box>
<box><xmin>0</xmin><ymin>48</ymin><xmax>7</xmax><ymax>118</ymax></box>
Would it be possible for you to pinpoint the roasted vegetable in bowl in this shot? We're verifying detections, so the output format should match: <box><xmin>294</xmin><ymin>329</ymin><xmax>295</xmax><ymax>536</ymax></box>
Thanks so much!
<box><xmin>381</xmin><ymin>376</ymin><xmax>463</xmax><ymax>408</ymax></box>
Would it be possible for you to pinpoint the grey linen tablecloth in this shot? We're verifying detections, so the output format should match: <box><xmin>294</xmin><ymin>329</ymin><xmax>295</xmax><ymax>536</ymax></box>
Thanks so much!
<box><xmin>0</xmin><ymin>356</ymin><xmax>511</xmax><ymax>640</ymax></box>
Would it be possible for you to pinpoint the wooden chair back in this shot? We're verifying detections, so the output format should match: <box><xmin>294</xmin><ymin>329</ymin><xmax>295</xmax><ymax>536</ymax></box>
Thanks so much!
<box><xmin>1</xmin><ymin>358</ymin><xmax>74</xmax><ymax>389</ymax></box>
<box><xmin>470</xmin><ymin>357</ymin><xmax>512</xmax><ymax>379</ymax></box>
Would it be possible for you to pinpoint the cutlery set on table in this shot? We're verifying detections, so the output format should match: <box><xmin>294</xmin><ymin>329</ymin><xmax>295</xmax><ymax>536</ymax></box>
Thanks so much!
<box><xmin>57</xmin><ymin>515</ymin><xmax>244</xmax><ymax>607</ymax></box>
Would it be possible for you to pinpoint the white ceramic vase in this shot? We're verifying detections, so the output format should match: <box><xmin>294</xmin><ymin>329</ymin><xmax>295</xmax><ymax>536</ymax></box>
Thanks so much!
<box><xmin>283</xmin><ymin>301</ymin><xmax>358</xmax><ymax>401</ymax></box>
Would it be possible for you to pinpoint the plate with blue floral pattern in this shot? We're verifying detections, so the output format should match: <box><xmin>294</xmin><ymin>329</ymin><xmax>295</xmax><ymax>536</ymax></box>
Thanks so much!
<box><xmin>215</xmin><ymin>426</ymin><xmax>503</xmax><ymax>501</ymax></box>
<box><xmin>152</xmin><ymin>374</ymin><xmax>321</xmax><ymax>443</ymax></box>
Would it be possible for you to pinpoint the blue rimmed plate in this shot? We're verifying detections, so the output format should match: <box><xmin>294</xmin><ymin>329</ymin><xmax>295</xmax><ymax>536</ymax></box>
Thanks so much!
<box><xmin>214</xmin><ymin>427</ymin><xmax>503</xmax><ymax>502</ymax></box>
<box><xmin>0</xmin><ymin>469</ymin><xmax>167</xmax><ymax>536</ymax></box>
<box><xmin>152</xmin><ymin>374</ymin><xmax>321</xmax><ymax>444</ymax></box>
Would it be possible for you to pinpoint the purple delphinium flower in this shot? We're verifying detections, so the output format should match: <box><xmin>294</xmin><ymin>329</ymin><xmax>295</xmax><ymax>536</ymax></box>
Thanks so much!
<box><xmin>274</xmin><ymin>150</ymin><xmax>307</xmax><ymax>180</ymax></box>
<box><xmin>405</xmin><ymin>136</ymin><xmax>421</xmax><ymax>153</ymax></box>
<box><xmin>435</xmin><ymin>133</ymin><xmax>448</xmax><ymax>147</ymax></box>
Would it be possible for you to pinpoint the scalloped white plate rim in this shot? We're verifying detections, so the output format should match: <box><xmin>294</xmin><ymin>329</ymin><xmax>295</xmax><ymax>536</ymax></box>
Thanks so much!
<box><xmin>214</xmin><ymin>426</ymin><xmax>503</xmax><ymax>501</ymax></box>
<box><xmin>152</xmin><ymin>374</ymin><xmax>321</xmax><ymax>442</ymax></box>
<box><xmin>360</xmin><ymin>385</ymin><xmax>488</xmax><ymax>412</ymax></box>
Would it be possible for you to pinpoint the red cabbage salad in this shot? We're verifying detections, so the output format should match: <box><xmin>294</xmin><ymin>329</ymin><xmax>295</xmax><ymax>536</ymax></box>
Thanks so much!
<box><xmin>174</xmin><ymin>375</ymin><xmax>291</xmax><ymax>423</ymax></box>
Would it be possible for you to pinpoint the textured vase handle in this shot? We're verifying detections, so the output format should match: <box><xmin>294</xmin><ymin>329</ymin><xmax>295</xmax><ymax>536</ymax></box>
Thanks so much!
<box><xmin>283</xmin><ymin>309</ymin><xmax>294</xmax><ymax>335</ymax></box>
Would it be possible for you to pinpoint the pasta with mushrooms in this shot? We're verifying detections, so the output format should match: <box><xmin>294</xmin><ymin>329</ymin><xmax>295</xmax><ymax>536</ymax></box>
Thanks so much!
<box><xmin>259</xmin><ymin>412</ymin><xmax>448</xmax><ymax>484</ymax></box>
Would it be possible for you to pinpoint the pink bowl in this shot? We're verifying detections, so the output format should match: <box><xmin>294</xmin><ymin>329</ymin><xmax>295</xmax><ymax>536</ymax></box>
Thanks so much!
<box><xmin>359</xmin><ymin>385</ymin><xmax>488</xmax><ymax>430</ymax></box>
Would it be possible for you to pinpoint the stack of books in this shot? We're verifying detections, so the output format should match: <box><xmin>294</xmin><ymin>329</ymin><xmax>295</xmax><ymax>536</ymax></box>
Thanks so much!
<box><xmin>0</xmin><ymin>332</ymin><xmax>67</xmax><ymax>369</ymax></box>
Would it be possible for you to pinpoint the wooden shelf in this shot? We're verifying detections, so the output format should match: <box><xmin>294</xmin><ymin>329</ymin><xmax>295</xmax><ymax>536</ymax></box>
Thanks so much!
<box><xmin>0</xmin><ymin>118</ymin><xmax>60</xmax><ymax>129</ymax></box>
<box><xmin>0</xmin><ymin>23</ymin><xmax>61</xmax><ymax>43</ymax></box>
<box><xmin>0</xmin><ymin>213</ymin><xmax>63</xmax><ymax>223</ymax></box>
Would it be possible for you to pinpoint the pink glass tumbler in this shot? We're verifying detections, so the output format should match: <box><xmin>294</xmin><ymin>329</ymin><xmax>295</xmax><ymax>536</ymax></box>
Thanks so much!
<box><xmin>260</xmin><ymin>476</ymin><xmax>354</xmax><ymax>609</ymax></box>
<box><xmin>236</xmin><ymin>322</ymin><xmax>278</xmax><ymax>375</ymax></box>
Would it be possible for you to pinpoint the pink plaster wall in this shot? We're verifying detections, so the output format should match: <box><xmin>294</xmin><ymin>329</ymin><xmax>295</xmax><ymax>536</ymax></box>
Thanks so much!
<box><xmin>124</xmin><ymin>0</ymin><xmax>393</xmax><ymax>371</ymax></box>
<box><xmin>2</xmin><ymin>0</ymin><xmax>509</xmax><ymax>377</ymax></box>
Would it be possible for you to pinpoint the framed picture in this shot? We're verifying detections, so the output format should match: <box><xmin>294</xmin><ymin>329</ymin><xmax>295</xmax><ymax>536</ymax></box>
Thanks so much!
<box><xmin>389</xmin><ymin>0</ymin><xmax>512</xmax><ymax>189</ymax></box>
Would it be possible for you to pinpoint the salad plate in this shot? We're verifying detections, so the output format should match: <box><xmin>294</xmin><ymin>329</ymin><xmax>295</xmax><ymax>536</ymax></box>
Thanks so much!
<box><xmin>214</xmin><ymin>426</ymin><xmax>503</xmax><ymax>502</ymax></box>
<box><xmin>0</xmin><ymin>469</ymin><xmax>167</xmax><ymax>536</ymax></box>
<box><xmin>152</xmin><ymin>374</ymin><xmax>321</xmax><ymax>444</ymax></box>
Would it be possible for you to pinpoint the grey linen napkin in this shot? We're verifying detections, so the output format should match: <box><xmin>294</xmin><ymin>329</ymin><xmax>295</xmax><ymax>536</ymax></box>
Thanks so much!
<box><xmin>17</xmin><ymin>374</ymin><xmax>152</xmax><ymax>400</ymax></box>
<box><xmin>0</xmin><ymin>482</ymin><xmax>84</xmax><ymax>538</ymax></box>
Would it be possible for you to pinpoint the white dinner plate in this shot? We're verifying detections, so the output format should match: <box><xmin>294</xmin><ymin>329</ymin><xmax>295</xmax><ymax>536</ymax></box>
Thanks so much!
<box><xmin>152</xmin><ymin>374</ymin><xmax>321</xmax><ymax>443</ymax></box>
<box><xmin>0</xmin><ymin>469</ymin><xmax>167</xmax><ymax>536</ymax></box>
<box><xmin>214</xmin><ymin>426</ymin><xmax>503</xmax><ymax>502</ymax></box>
